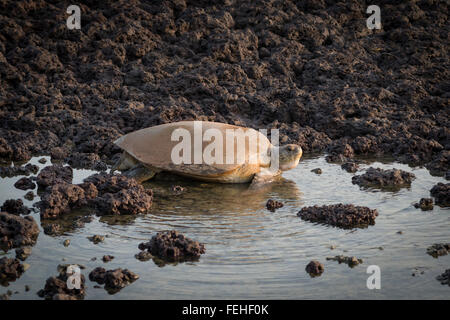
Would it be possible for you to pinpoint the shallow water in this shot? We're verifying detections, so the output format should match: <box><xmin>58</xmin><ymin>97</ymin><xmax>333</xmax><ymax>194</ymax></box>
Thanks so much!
<box><xmin>0</xmin><ymin>155</ymin><xmax>449</xmax><ymax>300</ymax></box>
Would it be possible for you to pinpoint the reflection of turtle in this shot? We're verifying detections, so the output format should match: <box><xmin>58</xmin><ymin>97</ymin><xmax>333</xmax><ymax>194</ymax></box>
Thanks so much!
<box><xmin>111</xmin><ymin>121</ymin><xmax>302</xmax><ymax>184</ymax></box>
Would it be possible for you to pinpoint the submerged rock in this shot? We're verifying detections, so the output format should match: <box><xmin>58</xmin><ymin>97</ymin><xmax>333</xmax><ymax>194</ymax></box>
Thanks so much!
<box><xmin>311</xmin><ymin>168</ymin><xmax>322</xmax><ymax>174</ymax></box>
<box><xmin>1</xmin><ymin>199</ymin><xmax>31</xmax><ymax>215</ymax></box>
<box><xmin>436</xmin><ymin>269</ymin><xmax>450</xmax><ymax>286</ymax></box>
<box><xmin>14</xmin><ymin>177</ymin><xmax>36</xmax><ymax>190</ymax></box>
<box><xmin>24</xmin><ymin>191</ymin><xmax>35</xmax><ymax>201</ymax></box>
<box><xmin>326</xmin><ymin>255</ymin><xmax>363</xmax><ymax>267</ymax></box>
<box><xmin>266</xmin><ymin>199</ymin><xmax>284</xmax><ymax>212</ymax></box>
<box><xmin>352</xmin><ymin>167</ymin><xmax>415</xmax><ymax>189</ymax></box>
<box><xmin>305</xmin><ymin>260</ymin><xmax>324</xmax><ymax>277</ymax></box>
<box><xmin>297</xmin><ymin>204</ymin><xmax>378</xmax><ymax>229</ymax></box>
<box><xmin>0</xmin><ymin>212</ymin><xmax>40</xmax><ymax>251</ymax></box>
<box><xmin>137</xmin><ymin>230</ymin><xmax>205</xmax><ymax>264</ymax></box>
<box><xmin>430</xmin><ymin>183</ymin><xmax>450</xmax><ymax>207</ymax></box>
<box><xmin>426</xmin><ymin>243</ymin><xmax>450</xmax><ymax>258</ymax></box>
<box><xmin>89</xmin><ymin>267</ymin><xmax>139</xmax><ymax>294</ymax></box>
<box><xmin>37</xmin><ymin>265</ymin><xmax>86</xmax><ymax>300</ymax></box>
<box><xmin>88</xmin><ymin>235</ymin><xmax>105</xmax><ymax>244</ymax></box>
<box><xmin>413</xmin><ymin>198</ymin><xmax>433</xmax><ymax>211</ymax></box>
<box><xmin>102</xmin><ymin>255</ymin><xmax>114</xmax><ymax>263</ymax></box>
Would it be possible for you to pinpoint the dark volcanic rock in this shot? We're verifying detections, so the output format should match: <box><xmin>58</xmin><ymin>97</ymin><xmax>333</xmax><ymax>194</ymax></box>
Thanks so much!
<box><xmin>266</xmin><ymin>199</ymin><xmax>284</xmax><ymax>212</ymax></box>
<box><xmin>89</xmin><ymin>267</ymin><xmax>139</xmax><ymax>294</ymax></box>
<box><xmin>38</xmin><ymin>183</ymin><xmax>89</xmax><ymax>219</ymax></box>
<box><xmin>0</xmin><ymin>164</ymin><xmax>38</xmax><ymax>178</ymax></box>
<box><xmin>37</xmin><ymin>265</ymin><xmax>86</xmax><ymax>300</ymax></box>
<box><xmin>88</xmin><ymin>235</ymin><xmax>105</xmax><ymax>244</ymax></box>
<box><xmin>297</xmin><ymin>204</ymin><xmax>378</xmax><ymax>229</ymax></box>
<box><xmin>413</xmin><ymin>198</ymin><xmax>433</xmax><ymax>211</ymax></box>
<box><xmin>36</xmin><ymin>165</ymin><xmax>73</xmax><ymax>188</ymax></box>
<box><xmin>352</xmin><ymin>167</ymin><xmax>415</xmax><ymax>189</ymax></box>
<box><xmin>0</xmin><ymin>0</ymin><xmax>447</xmax><ymax>178</ymax></box>
<box><xmin>0</xmin><ymin>257</ymin><xmax>28</xmax><ymax>285</ymax></box>
<box><xmin>14</xmin><ymin>177</ymin><xmax>36</xmax><ymax>190</ymax></box>
<box><xmin>43</xmin><ymin>223</ymin><xmax>62</xmax><ymax>236</ymax></box>
<box><xmin>138</xmin><ymin>230</ymin><xmax>205</xmax><ymax>264</ymax></box>
<box><xmin>341</xmin><ymin>162</ymin><xmax>359</xmax><ymax>173</ymax></box>
<box><xmin>326</xmin><ymin>255</ymin><xmax>363</xmax><ymax>268</ymax></box>
<box><xmin>426</xmin><ymin>243</ymin><xmax>450</xmax><ymax>258</ymax></box>
<box><xmin>37</xmin><ymin>173</ymin><xmax>152</xmax><ymax>219</ymax></box>
<box><xmin>305</xmin><ymin>260</ymin><xmax>324</xmax><ymax>277</ymax></box>
<box><xmin>311</xmin><ymin>168</ymin><xmax>322</xmax><ymax>174</ymax></box>
<box><xmin>85</xmin><ymin>173</ymin><xmax>153</xmax><ymax>216</ymax></box>
<box><xmin>65</xmin><ymin>152</ymin><xmax>107</xmax><ymax>171</ymax></box>
<box><xmin>0</xmin><ymin>212</ymin><xmax>40</xmax><ymax>252</ymax></box>
<box><xmin>426</xmin><ymin>151</ymin><xmax>450</xmax><ymax>177</ymax></box>
<box><xmin>430</xmin><ymin>183</ymin><xmax>450</xmax><ymax>207</ymax></box>
<box><xmin>24</xmin><ymin>191</ymin><xmax>35</xmax><ymax>201</ymax></box>
<box><xmin>436</xmin><ymin>269</ymin><xmax>450</xmax><ymax>286</ymax></box>
<box><xmin>15</xmin><ymin>247</ymin><xmax>32</xmax><ymax>261</ymax></box>
<box><xmin>102</xmin><ymin>255</ymin><xmax>114</xmax><ymax>263</ymax></box>
<box><xmin>1</xmin><ymin>199</ymin><xmax>31</xmax><ymax>215</ymax></box>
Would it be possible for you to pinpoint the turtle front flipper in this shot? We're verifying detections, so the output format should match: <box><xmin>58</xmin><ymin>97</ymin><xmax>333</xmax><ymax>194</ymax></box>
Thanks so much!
<box><xmin>249</xmin><ymin>168</ymin><xmax>281</xmax><ymax>188</ymax></box>
<box><xmin>122</xmin><ymin>164</ymin><xmax>157</xmax><ymax>183</ymax></box>
<box><xmin>111</xmin><ymin>152</ymin><xmax>139</xmax><ymax>174</ymax></box>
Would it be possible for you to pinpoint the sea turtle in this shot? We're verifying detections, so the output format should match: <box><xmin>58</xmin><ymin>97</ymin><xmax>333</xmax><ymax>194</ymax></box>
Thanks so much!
<box><xmin>111</xmin><ymin>121</ymin><xmax>302</xmax><ymax>184</ymax></box>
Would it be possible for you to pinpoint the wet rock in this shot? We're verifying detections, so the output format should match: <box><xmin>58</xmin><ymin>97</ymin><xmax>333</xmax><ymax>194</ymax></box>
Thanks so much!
<box><xmin>36</xmin><ymin>165</ymin><xmax>73</xmax><ymax>188</ymax></box>
<box><xmin>0</xmin><ymin>0</ymin><xmax>447</xmax><ymax>185</ymax></box>
<box><xmin>65</xmin><ymin>152</ymin><xmax>106</xmax><ymax>171</ymax></box>
<box><xmin>0</xmin><ymin>164</ymin><xmax>38</xmax><ymax>178</ymax></box>
<box><xmin>341</xmin><ymin>162</ymin><xmax>359</xmax><ymax>173</ymax></box>
<box><xmin>0</xmin><ymin>257</ymin><xmax>27</xmax><ymax>285</ymax></box>
<box><xmin>50</xmin><ymin>147</ymin><xmax>67</xmax><ymax>161</ymax></box>
<box><xmin>87</xmin><ymin>174</ymin><xmax>153</xmax><ymax>216</ymax></box>
<box><xmin>102</xmin><ymin>255</ymin><xmax>114</xmax><ymax>263</ymax></box>
<box><xmin>0</xmin><ymin>212</ymin><xmax>40</xmax><ymax>252</ymax></box>
<box><xmin>38</xmin><ymin>183</ymin><xmax>88</xmax><ymax>219</ymax></box>
<box><xmin>63</xmin><ymin>239</ymin><xmax>70</xmax><ymax>247</ymax></box>
<box><xmin>137</xmin><ymin>230</ymin><xmax>206</xmax><ymax>264</ymax></box>
<box><xmin>297</xmin><ymin>204</ymin><xmax>378</xmax><ymax>229</ymax></box>
<box><xmin>15</xmin><ymin>247</ymin><xmax>32</xmax><ymax>261</ymax></box>
<box><xmin>14</xmin><ymin>177</ymin><xmax>36</xmax><ymax>190</ymax></box>
<box><xmin>413</xmin><ymin>198</ymin><xmax>433</xmax><ymax>211</ymax></box>
<box><xmin>326</xmin><ymin>255</ymin><xmax>363</xmax><ymax>268</ymax></box>
<box><xmin>311</xmin><ymin>168</ymin><xmax>322</xmax><ymax>174</ymax></box>
<box><xmin>430</xmin><ymin>183</ymin><xmax>450</xmax><ymax>207</ymax></box>
<box><xmin>135</xmin><ymin>251</ymin><xmax>153</xmax><ymax>261</ymax></box>
<box><xmin>1</xmin><ymin>199</ymin><xmax>31</xmax><ymax>215</ymax></box>
<box><xmin>352</xmin><ymin>167</ymin><xmax>415</xmax><ymax>189</ymax></box>
<box><xmin>89</xmin><ymin>267</ymin><xmax>139</xmax><ymax>294</ymax></box>
<box><xmin>38</xmin><ymin>158</ymin><xmax>47</xmax><ymax>164</ymax></box>
<box><xmin>24</xmin><ymin>191</ymin><xmax>35</xmax><ymax>201</ymax></box>
<box><xmin>266</xmin><ymin>199</ymin><xmax>284</xmax><ymax>212</ymax></box>
<box><xmin>43</xmin><ymin>223</ymin><xmax>62</xmax><ymax>236</ymax></box>
<box><xmin>426</xmin><ymin>243</ymin><xmax>450</xmax><ymax>258</ymax></box>
<box><xmin>305</xmin><ymin>260</ymin><xmax>324</xmax><ymax>277</ymax></box>
<box><xmin>88</xmin><ymin>235</ymin><xmax>105</xmax><ymax>244</ymax></box>
<box><xmin>426</xmin><ymin>150</ymin><xmax>450</xmax><ymax>177</ymax></box>
<box><xmin>436</xmin><ymin>269</ymin><xmax>450</xmax><ymax>286</ymax></box>
<box><xmin>37</xmin><ymin>265</ymin><xmax>86</xmax><ymax>300</ymax></box>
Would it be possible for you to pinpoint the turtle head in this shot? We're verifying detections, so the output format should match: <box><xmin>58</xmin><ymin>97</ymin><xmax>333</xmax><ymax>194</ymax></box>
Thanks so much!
<box><xmin>277</xmin><ymin>144</ymin><xmax>302</xmax><ymax>171</ymax></box>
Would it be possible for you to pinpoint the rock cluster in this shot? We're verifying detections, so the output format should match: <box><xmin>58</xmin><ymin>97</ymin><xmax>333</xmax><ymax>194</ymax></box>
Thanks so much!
<box><xmin>89</xmin><ymin>267</ymin><xmax>139</xmax><ymax>293</ymax></box>
<box><xmin>297</xmin><ymin>204</ymin><xmax>378</xmax><ymax>229</ymax></box>
<box><xmin>430</xmin><ymin>183</ymin><xmax>450</xmax><ymax>207</ymax></box>
<box><xmin>137</xmin><ymin>230</ymin><xmax>206</xmax><ymax>264</ymax></box>
<box><xmin>352</xmin><ymin>167</ymin><xmax>415</xmax><ymax>189</ymax></box>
